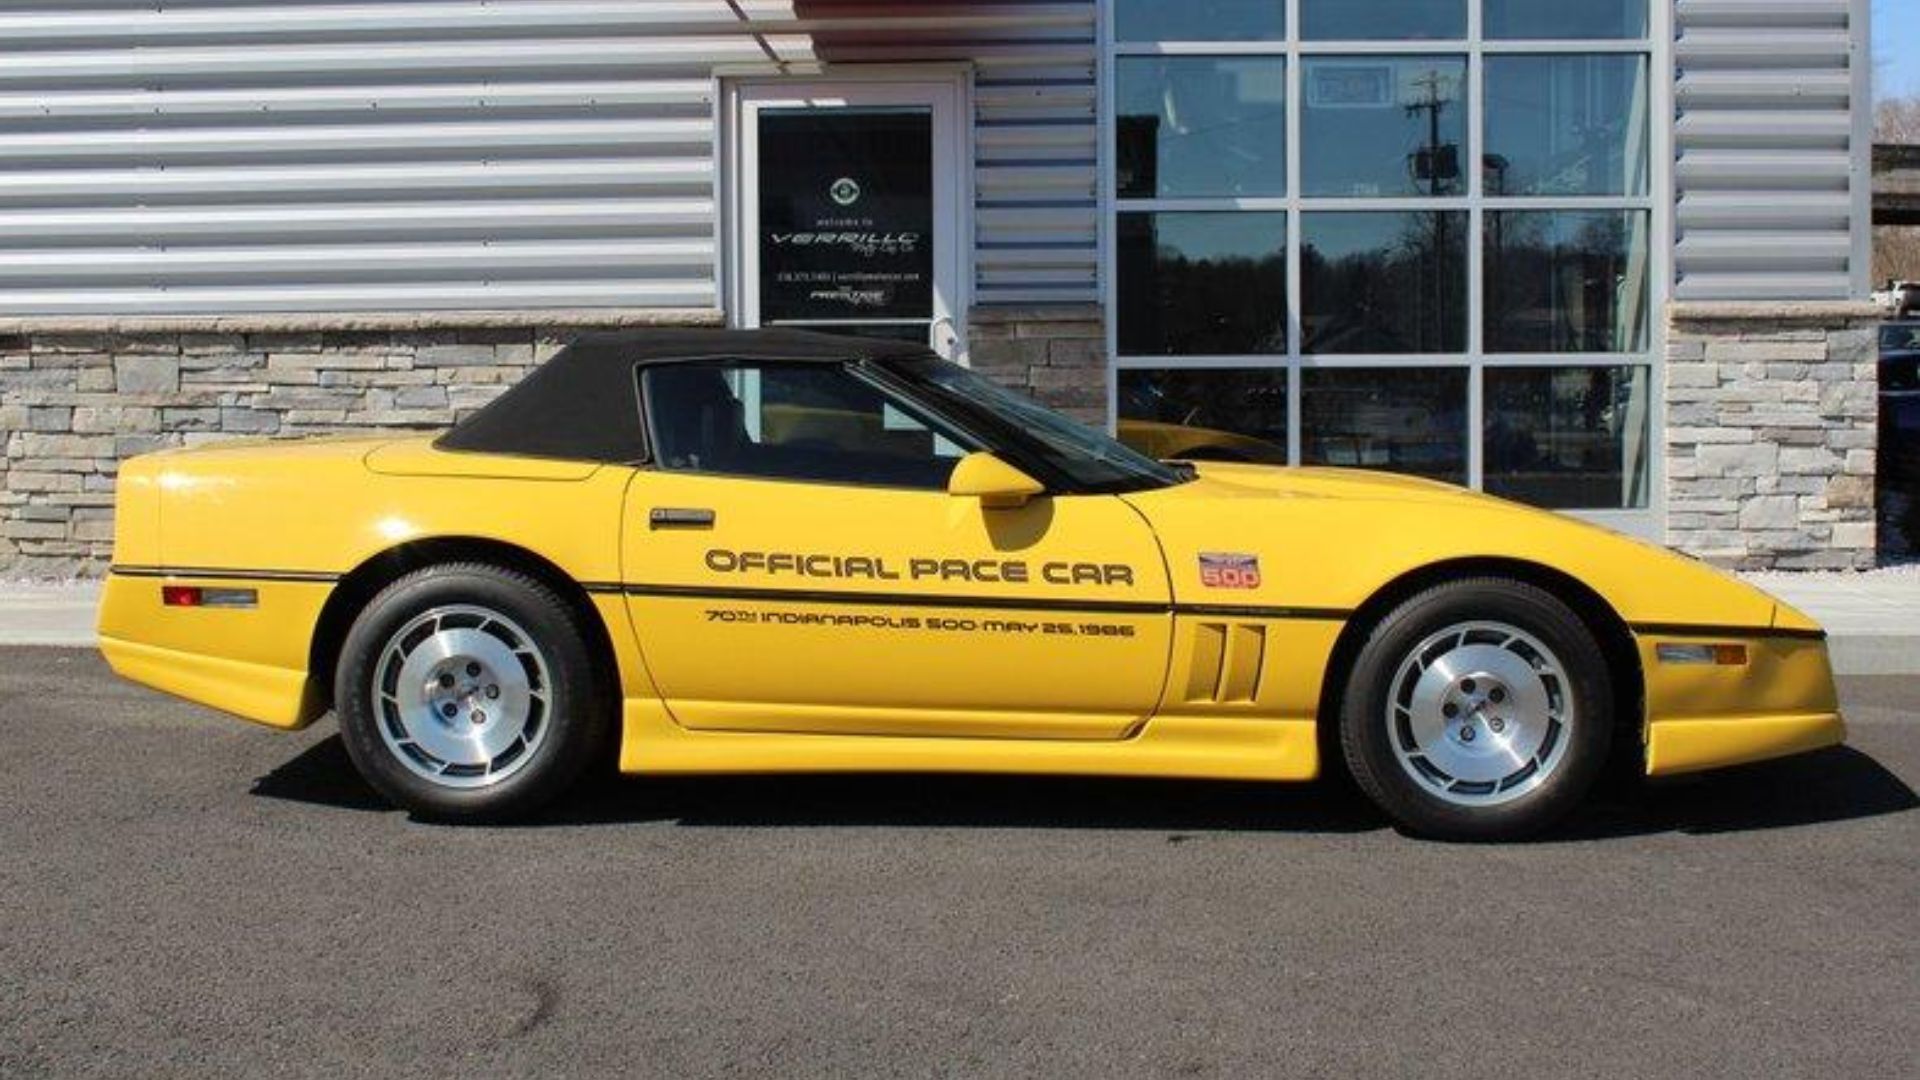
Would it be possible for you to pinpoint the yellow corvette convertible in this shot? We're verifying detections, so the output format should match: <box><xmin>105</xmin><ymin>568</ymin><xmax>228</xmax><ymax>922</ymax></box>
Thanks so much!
<box><xmin>99</xmin><ymin>330</ymin><xmax>1843</xmax><ymax>839</ymax></box>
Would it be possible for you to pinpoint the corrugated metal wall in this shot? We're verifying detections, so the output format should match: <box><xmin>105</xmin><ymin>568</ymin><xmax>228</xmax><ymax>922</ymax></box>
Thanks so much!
<box><xmin>0</xmin><ymin>0</ymin><xmax>1097</xmax><ymax>316</ymax></box>
<box><xmin>1672</xmin><ymin>0</ymin><xmax>1870</xmax><ymax>301</ymax></box>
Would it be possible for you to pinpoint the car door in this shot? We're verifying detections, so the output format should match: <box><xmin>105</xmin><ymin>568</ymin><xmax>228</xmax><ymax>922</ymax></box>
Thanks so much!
<box><xmin>621</xmin><ymin>359</ymin><xmax>1172</xmax><ymax>740</ymax></box>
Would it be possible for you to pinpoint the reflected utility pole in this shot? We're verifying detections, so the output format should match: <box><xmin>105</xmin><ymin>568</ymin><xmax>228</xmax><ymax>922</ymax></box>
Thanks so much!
<box><xmin>1405</xmin><ymin>70</ymin><xmax>1451</xmax><ymax>198</ymax></box>
<box><xmin>1405</xmin><ymin>69</ymin><xmax>1456</xmax><ymax>344</ymax></box>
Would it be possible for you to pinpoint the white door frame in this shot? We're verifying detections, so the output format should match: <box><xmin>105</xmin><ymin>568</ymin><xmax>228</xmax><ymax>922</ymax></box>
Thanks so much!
<box><xmin>721</xmin><ymin>70</ymin><xmax>973</xmax><ymax>361</ymax></box>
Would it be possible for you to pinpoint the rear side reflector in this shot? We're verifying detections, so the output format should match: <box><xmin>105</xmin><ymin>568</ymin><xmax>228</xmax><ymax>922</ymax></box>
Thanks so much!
<box><xmin>1656</xmin><ymin>642</ymin><xmax>1748</xmax><ymax>666</ymax></box>
<box><xmin>161</xmin><ymin>585</ymin><xmax>258</xmax><ymax>609</ymax></box>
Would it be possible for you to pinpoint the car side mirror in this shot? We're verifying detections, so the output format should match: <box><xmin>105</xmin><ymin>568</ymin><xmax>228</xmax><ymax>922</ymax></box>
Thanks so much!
<box><xmin>947</xmin><ymin>452</ymin><xmax>1045</xmax><ymax>510</ymax></box>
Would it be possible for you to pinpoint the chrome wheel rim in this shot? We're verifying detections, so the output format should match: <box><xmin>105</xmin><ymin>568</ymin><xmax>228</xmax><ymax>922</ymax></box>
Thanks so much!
<box><xmin>372</xmin><ymin>604</ymin><xmax>551</xmax><ymax>789</ymax></box>
<box><xmin>1386</xmin><ymin>620</ymin><xmax>1573</xmax><ymax>807</ymax></box>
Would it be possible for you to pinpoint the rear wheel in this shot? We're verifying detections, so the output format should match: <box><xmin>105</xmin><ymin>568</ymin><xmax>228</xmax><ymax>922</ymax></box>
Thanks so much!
<box><xmin>1338</xmin><ymin>578</ymin><xmax>1613</xmax><ymax>840</ymax></box>
<box><xmin>334</xmin><ymin>564</ymin><xmax>610</xmax><ymax>822</ymax></box>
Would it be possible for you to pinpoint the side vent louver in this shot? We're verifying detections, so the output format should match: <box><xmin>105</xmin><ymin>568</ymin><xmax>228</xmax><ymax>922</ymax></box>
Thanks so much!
<box><xmin>1184</xmin><ymin>622</ymin><xmax>1268</xmax><ymax>705</ymax></box>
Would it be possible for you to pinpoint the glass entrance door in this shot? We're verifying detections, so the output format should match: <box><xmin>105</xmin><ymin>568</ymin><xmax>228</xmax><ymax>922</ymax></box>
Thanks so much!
<box><xmin>732</xmin><ymin>80</ymin><xmax>967</xmax><ymax>359</ymax></box>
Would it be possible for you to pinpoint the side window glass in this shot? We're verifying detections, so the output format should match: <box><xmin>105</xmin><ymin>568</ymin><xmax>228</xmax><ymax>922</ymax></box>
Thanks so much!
<box><xmin>644</xmin><ymin>362</ymin><xmax>973</xmax><ymax>489</ymax></box>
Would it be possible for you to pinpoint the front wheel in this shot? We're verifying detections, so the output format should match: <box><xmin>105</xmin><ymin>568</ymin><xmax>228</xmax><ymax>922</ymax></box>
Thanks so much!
<box><xmin>334</xmin><ymin>564</ymin><xmax>611</xmax><ymax>822</ymax></box>
<box><xmin>1338</xmin><ymin>578</ymin><xmax>1614</xmax><ymax>841</ymax></box>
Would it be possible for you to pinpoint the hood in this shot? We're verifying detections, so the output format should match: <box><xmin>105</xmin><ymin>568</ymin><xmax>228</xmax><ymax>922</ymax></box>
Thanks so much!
<box><xmin>1122</xmin><ymin>463</ymin><xmax>1797</xmax><ymax>631</ymax></box>
<box><xmin>1184</xmin><ymin>461</ymin><xmax>1477</xmax><ymax>502</ymax></box>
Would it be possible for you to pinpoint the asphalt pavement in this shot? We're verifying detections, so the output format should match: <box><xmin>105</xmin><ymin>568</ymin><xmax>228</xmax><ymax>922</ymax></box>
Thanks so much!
<box><xmin>2</xmin><ymin>648</ymin><xmax>1916</xmax><ymax>1078</ymax></box>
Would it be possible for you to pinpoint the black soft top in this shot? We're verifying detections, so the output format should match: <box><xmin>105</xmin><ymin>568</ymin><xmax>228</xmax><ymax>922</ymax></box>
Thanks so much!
<box><xmin>434</xmin><ymin>328</ymin><xmax>934</xmax><ymax>463</ymax></box>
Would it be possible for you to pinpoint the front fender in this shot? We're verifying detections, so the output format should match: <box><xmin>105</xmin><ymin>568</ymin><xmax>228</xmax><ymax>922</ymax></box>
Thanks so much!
<box><xmin>1125</xmin><ymin>472</ymin><xmax>1786</xmax><ymax>632</ymax></box>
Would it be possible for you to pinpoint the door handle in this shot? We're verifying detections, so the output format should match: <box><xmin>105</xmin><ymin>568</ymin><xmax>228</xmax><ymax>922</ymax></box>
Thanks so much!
<box><xmin>649</xmin><ymin>507</ymin><xmax>716</xmax><ymax>529</ymax></box>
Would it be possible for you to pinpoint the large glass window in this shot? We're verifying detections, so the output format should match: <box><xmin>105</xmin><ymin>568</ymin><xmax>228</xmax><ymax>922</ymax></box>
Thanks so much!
<box><xmin>1485</xmin><ymin>210</ymin><xmax>1650</xmax><ymax>353</ymax></box>
<box><xmin>1106</xmin><ymin>3</ymin><xmax>1658</xmax><ymax>519</ymax></box>
<box><xmin>1117</xmin><ymin>57</ymin><xmax>1286</xmax><ymax>199</ymax></box>
<box><xmin>1114</xmin><ymin>0</ymin><xmax>1283</xmax><ymax>42</ymax></box>
<box><xmin>1302</xmin><ymin>56</ymin><xmax>1467</xmax><ymax>197</ymax></box>
<box><xmin>1485</xmin><ymin>0</ymin><xmax>1647</xmax><ymax>40</ymax></box>
<box><xmin>1485</xmin><ymin>366</ymin><xmax>1650</xmax><ymax>508</ymax></box>
<box><xmin>1485</xmin><ymin>55</ymin><xmax>1649</xmax><ymax>197</ymax></box>
<box><xmin>1117</xmin><ymin>368</ymin><xmax>1289</xmax><ymax>464</ymax></box>
<box><xmin>1302</xmin><ymin>211</ymin><xmax>1467</xmax><ymax>354</ymax></box>
<box><xmin>1302</xmin><ymin>0</ymin><xmax>1464</xmax><ymax>41</ymax></box>
<box><xmin>1302</xmin><ymin>368</ymin><xmax>1468</xmax><ymax>485</ymax></box>
<box><xmin>1116</xmin><ymin>212</ymin><xmax>1287</xmax><ymax>356</ymax></box>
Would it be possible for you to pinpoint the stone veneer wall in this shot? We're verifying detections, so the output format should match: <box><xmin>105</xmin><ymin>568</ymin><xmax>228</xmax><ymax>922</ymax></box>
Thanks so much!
<box><xmin>1665</xmin><ymin>302</ymin><xmax>1881</xmax><ymax>570</ymax></box>
<box><xmin>0</xmin><ymin>306</ymin><xmax>1107</xmax><ymax>579</ymax></box>
<box><xmin>966</xmin><ymin>305</ymin><xmax>1107</xmax><ymax>427</ymax></box>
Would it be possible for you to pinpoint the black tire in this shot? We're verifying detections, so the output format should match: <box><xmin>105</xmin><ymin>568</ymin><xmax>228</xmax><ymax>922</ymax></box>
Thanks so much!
<box><xmin>334</xmin><ymin>563</ymin><xmax>611</xmax><ymax>822</ymax></box>
<box><xmin>1337</xmin><ymin>577</ymin><xmax>1613</xmax><ymax>841</ymax></box>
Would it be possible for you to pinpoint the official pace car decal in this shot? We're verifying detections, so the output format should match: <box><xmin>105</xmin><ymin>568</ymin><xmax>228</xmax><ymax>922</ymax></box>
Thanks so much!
<box><xmin>1198</xmin><ymin>552</ymin><xmax>1261</xmax><ymax>589</ymax></box>
<box><xmin>692</xmin><ymin>549</ymin><xmax>1144</xmax><ymax>639</ymax></box>
<box><xmin>704</xmin><ymin>548</ymin><xmax>1136</xmax><ymax>587</ymax></box>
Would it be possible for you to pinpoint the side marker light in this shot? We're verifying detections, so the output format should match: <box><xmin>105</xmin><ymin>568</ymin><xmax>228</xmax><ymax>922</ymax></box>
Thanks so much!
<box><xmin>1656</xmin><ymin>643</ymin><xmax>1748</xmax><ymax>666</ymax></box>
<box><xmin>162</xmin><ymin>585</ymin><xmax>258</xmax><ymax>609</ymax></box>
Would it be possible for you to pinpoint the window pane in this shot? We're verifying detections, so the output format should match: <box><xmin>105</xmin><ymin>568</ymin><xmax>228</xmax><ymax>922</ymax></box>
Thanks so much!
<box><xmin>1302</xmin><ymin>212</ymin><xmax>1466</xmax><ymax>353</ymax></box>
<box><xmin>1117</xmin><ymin>57</ymin><xmax>1286</xmax><ymax>199</ymax></box>
<box><xmin>1118</xmin><ymin>368</ymin><xmax>1289</xmax><ymax>464</ymax></box>
<box><xmin>1117</xmin><ymin>212</ymin><xmax>1287</xmax><ymax>356</ymax></box>
<box><xmin>1302</xmin><ymin>367</ymin><xmax>1467</xmax><ymax>484</ymax></box>
<box><xmin>1485</xmin><ymin>210</ymin><xmax>1649</xmax><ymax>353</ymax></box>
<box><xmin>1486</xmin><ymin>0</ymin><xmax>1647</xmax><ymax>40</ymax></box>
<box><xmin>645</xmin><ymin>363</ymin><xmax>973</xmax><ymax>489</ymax></box>
<box><xmin>1114</xmin><ymin>0</ymin><xmax>1283</xmax><ymax>41</ymax></box>
<box><xmin>1485</xmin><ymin>55</ymin><xmax>1648</xmax><ymax>197</ymax></box>
<box><xmin>1302</xmin><ymin>57</ymin><xmax>1466</xmax><ymax>197</ymax></box>
<box><xmin>1301</xmin><ymin>0</ymin><xmax>1463</xmax><ymax>40</ymax></box>
<box><xmin>1485</xmin><ymin>366</ymin><xmax>1650</xmax><ymax>509</ymax></box>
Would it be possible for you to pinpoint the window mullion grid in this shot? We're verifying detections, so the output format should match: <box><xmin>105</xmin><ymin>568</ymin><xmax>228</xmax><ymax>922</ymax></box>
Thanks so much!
<box><xmin>1473</xmin><ymin>38</ymin><xmax>1650</xmax><ymax>55</ymax></box>
<box><xmin>1467</xmin><ymin>9</ymin><xmax>1485</xmax><ymax>491</ymax></box>
<box><xmin>1106</xmin><ymin>35</ymin><xmax>1299</xmax><ymax>422</ymax></box>
<box><xmin>1114</xmin><ymin>354</ymin><xmax>1296</xmax><ymax>370</ymax></box>
<box><xmin>1105</xmin><ymin>4</ymin><xmax>1661</xmax><ymax>518</ymax></box>
<box><xmin>1097</xmin><ymin>0</ymin><xmax>1115</xmax><ymax>431</ymax></box>
<box><xmin>1476</xmin><ymin>37</ymin><xmax>1658</xmax><ymax>355</ymax></box>
<box><xmin>1285</xmin><ymin>0</ymin><xmax>1304</xmax><ymax>464</ymax></box>
<box><xmin>1114</xmin><ymin>40</ymin><xmax>1294</xmax><ymax>56</ymax></box>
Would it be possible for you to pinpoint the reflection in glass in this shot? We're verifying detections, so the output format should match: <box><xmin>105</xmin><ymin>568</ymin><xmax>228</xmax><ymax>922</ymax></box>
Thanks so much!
<box><xmin>1486</xmin><ymin>0</ymin><xmax>1647</xmax><ymax>40</ymax></box>
<box><xmin>1302</xmin><ymin>56</ymin><xmax>1467</xmax><ymax>197</ymax></box>
<box><xmin>1485</xmin><ymin>55</ymin><xmax>1648</xmax><ymax>197</ymax></box>
<box><xmin>1117</xmin><ymin>212</ymin><xmax>1287</xmax><ymax>356</ymax></box>
<box><xmin>1302</xmin><ymin>0</ymin><xmax>1464</xmax><ymax>40</ymax></box>
<box><xmin>1115</xmin><ymin>0</ymin><xmax>1283</xmax><ymax>41</ymax></box>
<box><xmin>1117</xmin><ymin>368</ymin><xmax>1289</xmax><ymax>464</ymax></box>
<box><xmin>1485</xmin><ymin>366</ymin><xmax>1649</xmax><ymax>508</ymax></box>
<box><xmin>1117</xmin><ymin>57</ymin><xmax>1286</xmax><ymax>199</ymax></box>
<box><xmin>1302</xmin><ymin>367</ymin><xmax>1467</xmax><ymax>484</ymax></box>
<box><xmin>1485</xmin><ymin>211</ymin><xmax>1649</xmax><ymax>353</ymax></box>
<box><xmin>1302</xmin><ymin>212</ymin><xmax>1466</xmax><ymax>353</ymax></box>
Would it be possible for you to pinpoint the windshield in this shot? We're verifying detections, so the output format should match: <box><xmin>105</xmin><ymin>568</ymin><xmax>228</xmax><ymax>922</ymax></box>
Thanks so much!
<box><xmin>878</xmin><ymin>356</ymin><xmax>1190</xmax><ymax>494</ymax></box>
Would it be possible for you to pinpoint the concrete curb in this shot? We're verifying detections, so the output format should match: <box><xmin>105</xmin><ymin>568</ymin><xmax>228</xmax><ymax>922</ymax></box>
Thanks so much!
<box><xmin>0</xmin><ymin>583</ymin><xmax>100</xmax><ymax>649</ymax></box>
<box><xmin>4</xmin><ymin>573</ymin><xmax>1915</xmax><ymax>675</ymax></box>
<box><xmin>1827</xmin><ymin>637</ymin><xmax>1920</xmax><ymax>678</ymax></box>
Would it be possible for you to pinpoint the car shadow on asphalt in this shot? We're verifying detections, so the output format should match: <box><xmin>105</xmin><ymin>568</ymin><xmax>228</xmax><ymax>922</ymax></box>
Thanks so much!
<box><xmin>250</xmin><ymin>735</ymin><xmax>1918</xmax><ymax>840</ymax></box>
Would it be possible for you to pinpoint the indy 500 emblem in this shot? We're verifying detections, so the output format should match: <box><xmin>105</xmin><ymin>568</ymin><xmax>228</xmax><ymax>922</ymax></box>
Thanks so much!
<box><xmin>1198</xmin><ymin>552</ymin><xmax>1261</xmax><ymax>589</ymax></box>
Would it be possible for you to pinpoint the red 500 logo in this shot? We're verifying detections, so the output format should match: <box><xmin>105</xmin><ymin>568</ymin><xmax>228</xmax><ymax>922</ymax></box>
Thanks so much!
<box><xmin>1198</xmin><ymin>553</ymin><xmax>1261</xmax><ymax>589</ymax></box>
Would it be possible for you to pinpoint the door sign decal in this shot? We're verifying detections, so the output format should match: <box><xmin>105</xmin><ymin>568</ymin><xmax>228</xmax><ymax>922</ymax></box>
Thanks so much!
<box><xmin>758</xmin><ymin>110</ymin><xmax>934</xmax><ymax>323</ymax></box>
